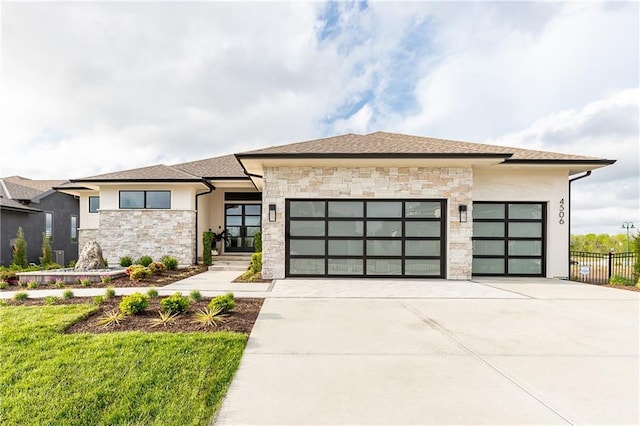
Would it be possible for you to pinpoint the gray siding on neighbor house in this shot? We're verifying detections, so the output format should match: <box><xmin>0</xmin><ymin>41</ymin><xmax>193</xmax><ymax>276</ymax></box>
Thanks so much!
<box><xmin>0</xmin><ymin>192</ymin><xmax>79</xmax><ymax>267</ymax></box>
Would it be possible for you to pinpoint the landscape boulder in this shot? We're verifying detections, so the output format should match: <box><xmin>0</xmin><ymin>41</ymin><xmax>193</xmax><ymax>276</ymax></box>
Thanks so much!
<box><xmin>74</xmin><ymin>240</ymin><xmax>106</xmax><ymax>271</ymax></box>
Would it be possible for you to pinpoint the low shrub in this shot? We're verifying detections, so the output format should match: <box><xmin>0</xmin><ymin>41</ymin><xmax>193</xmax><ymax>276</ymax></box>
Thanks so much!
<box><xmin>67</xmin><ymin>260</ymin><xmax>76</xmax><ymax>268</ymax></box>
<box><xmin>101</xmin><ymin>275</ymin><xmax>111</xmax><ymax>284</ymax></box>
<box><xmin>55</xmin><ymin>280</ymin><xmax>66</xmax><ymax>288</ymax></box>
<box><xmin>609</xmin><ymin>275</ymin><xmax>634</xmax><ymax>286</ymax></box>
<box><xmin>193</xmin><ymin>307</ymin><xmax>226</xmax><ymax>327</ymax></box>
<box><xmin>189</xmin><ymin>290</ymin><xmax>202</xmax><ymax>302</ymax></box>
<box><xmin>13</xmin><ymin>292</ymin><xmax>28</xmax><ymax>302</ymax></box>
<box><xmin>150</xmin><ymin>311</ymin><xmax>179</xmax><ymax>328</ymax></box>
<box><xmin>79</xmin><ymin>277</ymin><xmax>92</xmax><ymax>287</ymax></box>
<box><xmin>125</xmin><ymin>265</ymin><xmax>151</xmax><ymax>281</ymax></box>
<box><xmin>162</xmin><ymin>256</ymin><xmax>178</xmax><ymax>271</ymax></box>
<box><xmin>0</xmin><ymin>270</ymin><xmax>17</xmax><ymax>282</ymax></box>
<box><xmin>43</xmin><ymin>296</ymin><xmax>59</xmax><ymax>305</ymax></box>
<box><xmin>97</xmin><ymin>309</ymin><xmax>126</xmax><ymax>327</ymax></box>
<box><xmin>146</xmin><ymin>287</ymin><xmax>159</xmax><ymax>298</ymax></box>
<box><xmin>62</xmin><ymin>289</ymin><xmax>74</xmax><ymax>299</ymax></box>
<box><xmin>253</xmin><ymin>231</ymin><xmax>262</xmax><ymax>252</ymax></box>
<box><xmin>119</xmin><ymin>292</ymin><xmax>149</xmax><ymax>315</ymax></box>
<box><xmin>148</xmin><ymin>261</ymin><xmax>166</xmax><ymax>274</ymax></box>
<box><xmin>27</xmin><ymin>281</ymin><xmax>39</xmax><ymax>289</ymax></box>
<box><xmin>250</xmin><ymin>253</ymin><xmax>262</xmax><ymax>274</ymax></box>
<box><xmin>44</xmin><ymin>262</ymin><xmax>63</xmax><ymax>270</ymax></box>
<box><xmin>120</xmin><ymin>256</ymin><xmax>133</xmax><ymax>267</ymax></box>
<box><xmin>105</xmin><ymin>287</ymin><xmax>116</xmax><ymax>299</ymax></box>
<box><xmin>93</xmin><ymin>296</ymin><xmax>105</xmax><ymax>305</ymax></box>
<box><xmin>160</xmin><ymin>292</ymin><xmax>190</xmax><ymax>315</ymax></box>
<box><xmin>208</xmin><ymin>292</ymin><xmax>235</xmax><ymax>314</ymax></box>
<box><xmin>136</xmin><ymin>255</ymin><xmax>153</xmax><ymax>267</ymax></box>
<box><xmin>0</xmin><ymin>281</ymin><xmax>8</xmax><ymax>290</ymax></box>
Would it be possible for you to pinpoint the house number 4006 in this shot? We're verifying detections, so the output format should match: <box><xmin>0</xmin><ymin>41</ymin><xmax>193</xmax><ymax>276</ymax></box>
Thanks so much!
<box><xmin>559</xmin><ymin>198</ymin><xmax>565</xmax><ymax>224</ymax></box>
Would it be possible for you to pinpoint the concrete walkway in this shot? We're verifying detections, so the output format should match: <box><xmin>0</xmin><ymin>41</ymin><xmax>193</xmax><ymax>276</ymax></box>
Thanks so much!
<box><xmin>214</xmin><ymin>278</ymin><xmax>639</xmax><ymax>425</ymax></box>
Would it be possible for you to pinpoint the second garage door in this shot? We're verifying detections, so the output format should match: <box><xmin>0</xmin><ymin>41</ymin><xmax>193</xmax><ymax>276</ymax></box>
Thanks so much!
<box><xmin>286</xmin><ymin>199</ymin><xmax>446</xmax><ymax>278</ymax></box>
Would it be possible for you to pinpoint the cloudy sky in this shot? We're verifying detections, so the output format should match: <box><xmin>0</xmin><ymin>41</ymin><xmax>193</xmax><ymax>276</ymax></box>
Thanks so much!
<box><xmin>0</xmin><ymin>1</ymin><xmax>637</xmax><ymax>235</ymax></box>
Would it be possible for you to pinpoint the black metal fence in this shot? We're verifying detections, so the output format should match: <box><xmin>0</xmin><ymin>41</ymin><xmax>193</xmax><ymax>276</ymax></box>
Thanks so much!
<box><xmin>570</xmin><ymin>251</ymin><xmax>637</xmax><ymax>284</ymax></box>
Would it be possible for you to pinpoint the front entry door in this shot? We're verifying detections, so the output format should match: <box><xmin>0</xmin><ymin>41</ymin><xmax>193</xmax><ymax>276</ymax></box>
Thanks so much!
<box><xmin>225</xmin><ymin>204</ymin><xmax>261</xmax><ymax>252</ymax></box>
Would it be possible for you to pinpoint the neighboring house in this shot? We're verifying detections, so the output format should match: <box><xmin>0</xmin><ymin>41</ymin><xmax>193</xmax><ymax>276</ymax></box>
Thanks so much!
<box><xmin>58</xmin><ymin>132</ymin><xmax>614</xmax><ymax>280</ymax></box>
<box><xmin>0</xmin><ymin>176</ymin><xmax>80</xmax><ymax>267</ymax></box>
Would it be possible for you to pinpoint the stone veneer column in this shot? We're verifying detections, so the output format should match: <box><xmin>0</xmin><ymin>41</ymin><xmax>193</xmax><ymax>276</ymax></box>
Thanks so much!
<box><xmin>98</xmin><ymin>210</ymin><xmax>196</xmax><ymax>267</ymax></box>
<box><xmin>261</xmin><ymin>166</ymin><xmax>473</xmax><ymax>280</ymax></box>
<box><xmin>77</xmin><ymin>229</ymin><xmax>99</xmax><ymax>258</ymax></box>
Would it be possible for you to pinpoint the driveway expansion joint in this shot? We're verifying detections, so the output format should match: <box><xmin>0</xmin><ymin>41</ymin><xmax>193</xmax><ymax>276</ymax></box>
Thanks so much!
<box><xmin>399</xmin><ymin>300</ymin><xmax>577</xmax><ymax>426</ymax></box>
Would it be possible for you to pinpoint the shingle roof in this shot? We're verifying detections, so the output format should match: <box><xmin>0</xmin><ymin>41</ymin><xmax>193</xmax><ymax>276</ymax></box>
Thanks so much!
<box><xmin>73</xmin><ymin>155</ymin><xmax>248</xmax><ymax>182</ymax></box>
<box><xmin>0</xmin><ymin>176</ymin><xmax>68</xmax><ymax>201</ymax></box>
<box><xmin>0</xmin><ymin>178</ymin><xmax>44</xmax><ymax>212</ymax></box>
<box><xmin>71</xmin><ymin>131</ymin><xmax>614</xmax><ymax>183</ymax></box>
<box><xmin>72</xmin><ymin>164</ymin><xmax>203</xmax><ymax>182</ymax></box>
<box><xmin>172</xmin><ymin>154</ymin><xmax>247</xmax><ymax>178</ymax></box>
<box><xmin>237</xmin><ymin>131</ymin><xmax>608</xmax><ymax>162</ymax></box>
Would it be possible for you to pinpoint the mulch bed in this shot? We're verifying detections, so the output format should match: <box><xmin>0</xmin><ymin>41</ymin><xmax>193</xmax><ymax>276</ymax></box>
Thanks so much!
<box><xmin>1</xmin><ymin>266</ymin><xmax>209</xmax><ymax>291</ymax></box>
<box><xmin>597</xmin><ymin>283</ymin><xmax>640</xmax><ymax>292</ymax></box>
<box><xmin>4</xmin><ymin>296</ymin><xmax>264</xmax><ymax>334</ymax></box>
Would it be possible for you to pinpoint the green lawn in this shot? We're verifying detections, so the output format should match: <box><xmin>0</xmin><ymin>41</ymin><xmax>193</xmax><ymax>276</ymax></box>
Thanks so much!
<box><xmin>0</xmin><ymin>305</ymin><xmax>248</xmax><ymax>425</ymax></box>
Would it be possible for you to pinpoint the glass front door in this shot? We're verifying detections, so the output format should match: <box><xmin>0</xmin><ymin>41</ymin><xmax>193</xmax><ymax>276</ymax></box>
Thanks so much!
<box><xmin>225</xmin><ymin>204</ymin><xmax>261</xmax><ymax>252</ymax></box>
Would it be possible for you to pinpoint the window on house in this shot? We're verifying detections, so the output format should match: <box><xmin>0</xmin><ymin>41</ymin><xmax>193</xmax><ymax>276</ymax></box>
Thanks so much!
<box><xmin>119</xmin><ymin>191</ymin><xmax>171</xmax><ymax>209</ymax></box>
<box><xmin>71</xmin><ymin>215</ymin><xmax>78</xmax><ymax>243</ymax></box>
<box><xmin>89</xmin><ymin>196</ymin><xmax>100</xmax><ymax>213</ymax></box>
<box><xmin>45</xmin><ymin>212</ymin><xmax>53</xmax><ymax>240</ymax></box>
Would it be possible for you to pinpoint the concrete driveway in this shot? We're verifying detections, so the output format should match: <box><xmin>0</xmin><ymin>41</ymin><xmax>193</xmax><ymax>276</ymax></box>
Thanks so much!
<box><xmin>213</xmin><ymin>279</ymin><xmax>639</xmax><ymax>425</ymax></box>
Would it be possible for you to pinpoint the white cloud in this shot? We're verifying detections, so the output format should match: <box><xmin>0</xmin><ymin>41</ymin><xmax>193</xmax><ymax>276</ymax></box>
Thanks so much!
<box><xmin>487</xmin><ymin>88</ymin><xmax>639</xmax><ymax>235</ymax></box>
<box><xmin>0</xmin><ymin>1</ymin><xmax>637</xmax><ymax>236</ymax></box>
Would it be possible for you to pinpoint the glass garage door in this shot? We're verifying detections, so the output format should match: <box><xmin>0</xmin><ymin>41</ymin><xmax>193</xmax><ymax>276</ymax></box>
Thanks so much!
<box><xmin>472</xmin><ymin>202</ymin><xmax>546</xmax><ymax>276</ymax></box>
<box><xmin>286</xmin><ymin>199</ymin><xmax>446</xmax><ymax>278</ymax></box>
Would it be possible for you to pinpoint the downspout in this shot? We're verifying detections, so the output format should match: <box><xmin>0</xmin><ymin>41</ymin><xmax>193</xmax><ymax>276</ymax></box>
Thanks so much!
<box><xmin>194</xmin><ymin>179</ymin><xmax>216</xmax><ymax>265</ymax></box>
<box><xmin>567</xmin><ymin>171</ymin><xmax>591</xmax><ymax>277</ymax></box>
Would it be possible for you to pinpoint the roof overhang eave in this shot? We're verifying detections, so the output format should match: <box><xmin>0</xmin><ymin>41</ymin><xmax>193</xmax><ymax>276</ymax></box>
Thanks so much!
<box><xmin>499</xmin><ymin>159</ymin><xmax>616</xmax><ymax>175</ymax></box>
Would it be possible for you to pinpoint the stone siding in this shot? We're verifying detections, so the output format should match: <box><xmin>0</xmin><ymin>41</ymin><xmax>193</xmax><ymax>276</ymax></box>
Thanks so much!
<box><xmin>77</xmin><ymin>228</ymin><xmax>99</xmax><ymax>259</ymax></box>
<box><xmin>97</xmin><ymin>210</ymin><xmax>196</xmax><ymax>266</ymax></box>
<box><xmin>261</xmin><ymin>166</ymin><xmax>473</xmax><ymax>280</ymax></box>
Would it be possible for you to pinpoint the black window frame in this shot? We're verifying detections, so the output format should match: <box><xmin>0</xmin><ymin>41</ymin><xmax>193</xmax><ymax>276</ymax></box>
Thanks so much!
<box><xmin>70</xmin><ymin>215</ymin><xmax>78</xmax><ymax>243</ymax></box>
<box><xmin>472</xmin><ymin>201</ymin><xmax>546</xmax><ymax>277</ymax></box>
<box><xmin>45</xmin><ymin>211</ymin><xmax>54</xmax><ymax>241</ymax></box>
<box><xmin>119</xmin><ymin>190</ymin><xmax>171</xmax><ymax>209</ymax></box>
<box><xmin>89</xmin><ymin>196</ymin><xmax>100</xmax><ymax>213</ymax></box>
<box><xmin>286</xmin><ymin>199</ymin><xmax>446</xmax><ymax>278</ymax></box>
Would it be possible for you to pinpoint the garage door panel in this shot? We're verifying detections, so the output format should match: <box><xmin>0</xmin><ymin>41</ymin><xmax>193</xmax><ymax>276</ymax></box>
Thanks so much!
<box><xmin>286</xmin><ymin>199</ymin><xmax>446</xmax><ymax>278</ymax></box>
<box><xmin>405</xmin><ymin>240</ymin><xmax>441</xmax><ymax>256</ymax></box>
<box><xmin>328</xmin><ymin>259</ymin><xmax>363</xmax><ymax>275</ymax></box>
<box><xmin>472</xmin><ymin>202</ymin><xmax>545</xmax><ymax>277</ymax></box>
<box><xmin>290</xmin><ymin>220</ymin><xmax>325</xmax><ymax>236</ymax></box>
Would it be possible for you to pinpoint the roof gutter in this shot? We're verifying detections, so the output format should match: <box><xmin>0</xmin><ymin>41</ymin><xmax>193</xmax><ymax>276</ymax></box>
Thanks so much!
<box><xmin>567</xmin><ymin>171</ymin><xmax>592</xmax><ymax>277</ymax></box>
<box><xmin>194</xmin><ymin>179</ymin><xmax>216</xmax><ymax>265</ymax></box>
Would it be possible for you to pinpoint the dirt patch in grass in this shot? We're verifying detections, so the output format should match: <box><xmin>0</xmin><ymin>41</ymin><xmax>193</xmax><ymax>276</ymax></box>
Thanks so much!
<box><xmin>5</xmin><ymin>296</ymin><xmax>264</xmax><ymax>334</ymax></box>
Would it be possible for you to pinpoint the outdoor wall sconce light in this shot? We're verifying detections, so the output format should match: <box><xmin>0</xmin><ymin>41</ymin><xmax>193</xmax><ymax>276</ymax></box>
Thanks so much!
<box><xmin>458</xmin><ymin>204</ymin><xmax>468</xmax><ymax>223</ymax></box>
<box><xmin>269</xmin><ymin>204</ymin><xmax>277</xmax><ymax>222</ymax></box>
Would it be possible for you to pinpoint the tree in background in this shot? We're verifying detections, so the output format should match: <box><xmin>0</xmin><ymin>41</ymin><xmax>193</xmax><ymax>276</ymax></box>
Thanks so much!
<box><xmin>570</xmin><ymin>233</ymin><xmax>628</xmax><ymax>253</ymax></box>
<box><xmin>11</xmin><ymin>227</ymin><xmax>28</xmax><ymax>269</ymax></box>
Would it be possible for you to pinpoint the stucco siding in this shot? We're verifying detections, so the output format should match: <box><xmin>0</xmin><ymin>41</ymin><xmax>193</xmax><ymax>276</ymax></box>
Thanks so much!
<box><xmin>473</xmin><ymin>167</ymin><xmax>570</xmax><ymax>279</ymax></box>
